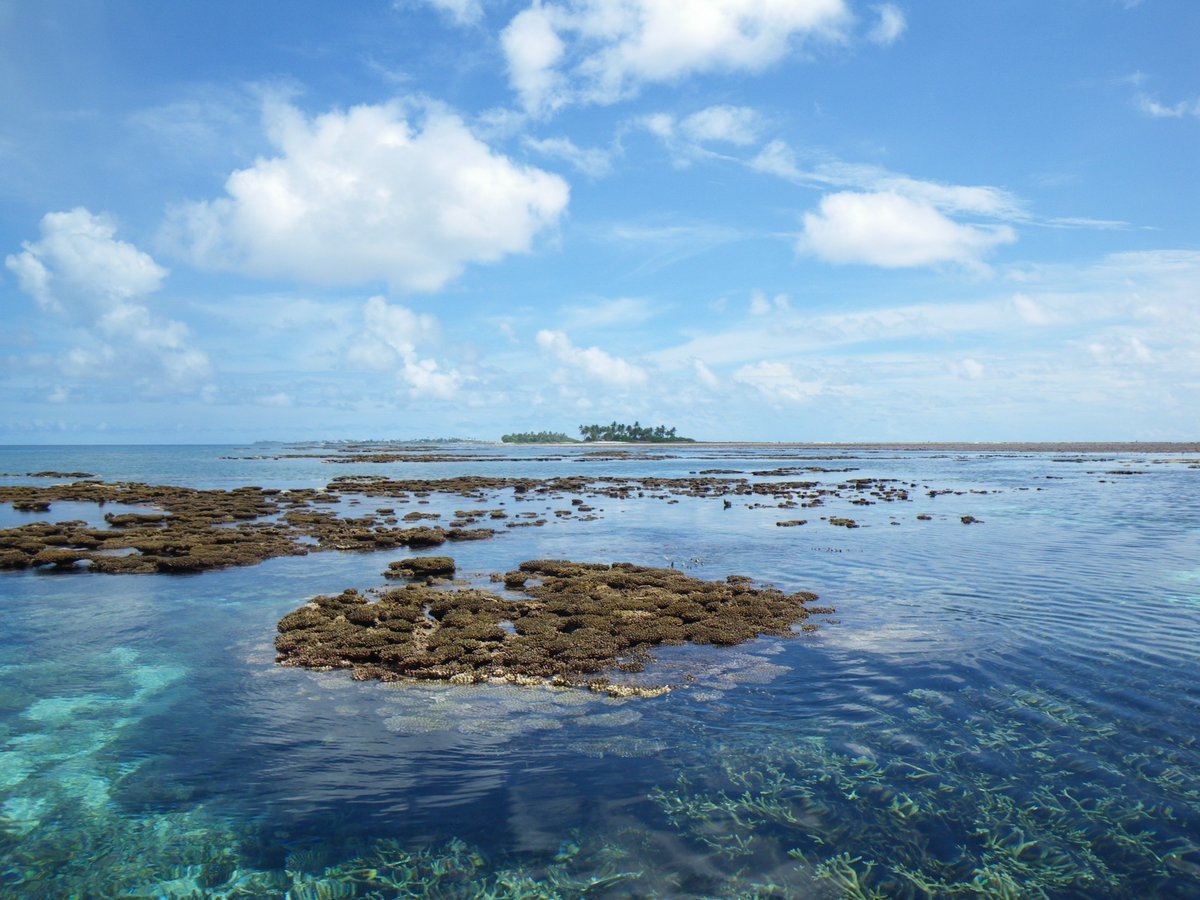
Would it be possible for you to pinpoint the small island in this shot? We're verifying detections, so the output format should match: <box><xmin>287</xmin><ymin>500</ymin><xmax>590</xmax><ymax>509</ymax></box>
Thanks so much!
<box><xmin>500</xmin><ymin>430</ymin><xmax>578</xmax><ymax>444</ymax></box>
<box><xmin>502</xmin><ymin>422</ymin><xmax>695</xmax><ymax>444</ymax></box>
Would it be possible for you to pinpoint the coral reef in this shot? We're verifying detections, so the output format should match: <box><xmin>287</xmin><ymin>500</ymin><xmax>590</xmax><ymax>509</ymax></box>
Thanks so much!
<box><xmin>1</xmin><ymin>466</ymin><xmax>987</xmax><ymax>580</ymax></box>
<box><xmin>276</xmin><ymin>561</ymin><xmax>820</xmax><ymax>694</ymax></box>
<box><xmin>0</xmin><ymin>481</ymin><xmax>501</xmax><ymax>575</ymax></box>
<box><xmin>383</xmin><ymin>556</ymin><xmax>456</xmax><ymax>579</ymax></box>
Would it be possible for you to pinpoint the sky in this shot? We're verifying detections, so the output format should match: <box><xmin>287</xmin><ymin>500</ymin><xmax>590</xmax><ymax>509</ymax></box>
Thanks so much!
<box><xmin>1</xmin><ymin>0</ymin><xmax>1197</xmax><ymax>443</ymax></box>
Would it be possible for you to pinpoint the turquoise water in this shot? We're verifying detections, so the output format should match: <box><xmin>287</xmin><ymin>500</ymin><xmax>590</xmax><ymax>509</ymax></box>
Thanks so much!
<box><xmin>1</xmin><ymin>445</ymin><xmax>1198</xmax><ymax>897</ymax></box>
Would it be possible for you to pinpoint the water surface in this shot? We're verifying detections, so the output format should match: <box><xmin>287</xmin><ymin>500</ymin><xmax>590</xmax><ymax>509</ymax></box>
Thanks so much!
<box><xmin>1</xmin><ymin>444</ymin><xmax>1197</xmax><ymax>897</ymax></box>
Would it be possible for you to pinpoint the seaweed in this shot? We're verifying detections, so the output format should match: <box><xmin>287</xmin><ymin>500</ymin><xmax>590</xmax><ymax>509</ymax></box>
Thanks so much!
<box><xmin>649</xmin><ymin>682</ymin><xmax>1200</xmax><ymax>897</ymax></box>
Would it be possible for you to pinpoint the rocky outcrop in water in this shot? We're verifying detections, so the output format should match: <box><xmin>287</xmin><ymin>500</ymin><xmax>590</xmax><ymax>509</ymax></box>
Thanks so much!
<box><xmin>275</xmin><ymin>560</ymin><xmax>825</xmax><ymax>695</ymax></box>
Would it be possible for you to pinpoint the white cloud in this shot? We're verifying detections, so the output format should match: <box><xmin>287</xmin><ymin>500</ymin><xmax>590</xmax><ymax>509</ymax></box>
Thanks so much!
<box><xmin>7</xmin><ymin>208</ymin><xmax>167</xmax><ymax>314</ymax></box>
<box><xmin>749</xmin><ymin>139</ymin><xmax>805</xmax><ymax>181</ymax></box>
<box><xmin>603</xmin><ymin>220</ymin><xmax>748</xmax><ymax>274</ymax></box>
<box><xmin>502</xmin><ymin>0</ymin><xmax>852</xmax><ymax>114</ymax></box>
<box><xmin>349</xmin><ymin>296</ymin><xmax>462</xmax><ymax>398</ymax></box>
<box><xmin>6</xmin><ymin>208</ymin><xmax>210</xmax><ymax>387</ymax></box>
<box><xmin>692</xmin><ymin>358</ymin><xmax>720</xmax><ymax>388</ymax></box>
<box><xmin>401</xmin><ymin>356</ymin><xmax>463</xmax><ymax>399</ymax></box>
<box><xmin>733</xmin><ymin>361</ymin><xmax>821</xmax><ymax>403</ymax></box>
<box><xmin>639</xmin><ymin>106</ymin><xmax>763</xmax><ymax>169</ymax></box>
<box><xmin>637</xmin><ymin>249</ymin><xmax>1200</xmax><ymax>437</ymax></box>
<box><xmin>799</xmin><ymin>191</ymin><xmax>1016</xmax><ymax>268</ymax></box>
<box><xmin>951</xmin><ymin>357</ymin><xmax>985</xmax><ymax>380</ymax></box>
<box><xmin>561</xmin><ymin>296</ymin><xmax>654</xmax><ymax>329</ymax></box>
<box><xmin>1136</xmin><ymin>93</ymin><xmax>1200</xmax><ymax>119</ymax></box>
<box><xmin>1088</xmin><ymin>335</ymin><xmax>1153</xmax><ymax>366</ymax></box>
<box><xmin>167</xmin><ymin>100</ymin><xmax>569</xmax><ymax>292</ymax></box>
<box><xmin>351</xmin><ymin>295</ymin><xmax>442</xmax><ymax>368</ymax></box>
<box><xmin>749</xmin><ymin>290</ymin><xmax>789</xmax><ymax>315</ymax></box>
<box><xmin>502</xmin><ymin>5</ymin><xmax>568</xmax><ymax>115</ymax></box>
<box><xmin>1043</xmin><ymin>216</ymin><xmax>1131</xmax><ymax>230</ymax></box>
<box><xmin>524</xmin><ymin>135</ymin><xmax>614</xmax><ymax>177</ymax></box>
<box><xmin>640</xmin><ymin>112</ymin><xmax>676</xmax><ymax>140</ymax></box>
<box><xmin>1011</xmin><ymin>293</ymin><xmax>1058</xmax><ymax>326</ymax></box>
<box><xmin>536</xmin><ymin>328</ymin><xmax>648</xmax><ymax>387</ymax></box>
<box><xmin>750</xmin><ymin>141</ymin><xmax>1024</xmax><ymax>219</ymax></box>
<box><xmin>867</xmin><ymin>4</ymin><xmax>906</xmax><ymax>45</ymax></box>
<box><xmin>415</xmin><ymin>0</ymin><xmax>485</xmax><ymax>26</ymax></box>
<box><xmin>680</xmin><ymin>105</ymin><xmax>761</xmax><ymax>145</ymax></box>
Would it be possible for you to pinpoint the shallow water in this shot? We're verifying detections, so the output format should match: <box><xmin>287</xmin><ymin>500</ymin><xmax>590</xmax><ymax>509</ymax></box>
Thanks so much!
<box><xmin>1</xmin><ymin>444</ymin><xmax>1198</xmax><ymax>897</ymax></box>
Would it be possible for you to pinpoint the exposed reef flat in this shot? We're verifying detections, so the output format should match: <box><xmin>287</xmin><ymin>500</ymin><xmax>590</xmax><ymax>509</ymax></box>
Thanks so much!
<box><xmin>275</xmin><ymin>560</ymin><xmax>827</xmax><ymax>696</ymax></box>
<box><xmin>1</xmin><ymin>466</ymin><xmax>994</xmax><ymax>575</ymax></box>
<box><xmin>694</xmin><ymin>441</ymin><xmax>1200</xmax><ymax>453</ymax></box>
<box><xmin>0</xmin><ymin>481</ymin><xmax>498</xmax><ymax>574</ymax></box>
<box><xmin>324</xmin><ymin>472</ymin><xmax>919</xmax><ymax>505</ymax></box>
<box><xmin>0</xmin><ymin>470</ymin><xmax>97</xmax><ymax>479</ymax></box>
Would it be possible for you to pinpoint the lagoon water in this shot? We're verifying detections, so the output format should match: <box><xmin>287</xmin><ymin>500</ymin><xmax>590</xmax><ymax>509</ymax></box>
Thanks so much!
<box><xmin>1</xmin><ymin>444</ymin><xmax>1198</xmax><ymax>897</ymax></box>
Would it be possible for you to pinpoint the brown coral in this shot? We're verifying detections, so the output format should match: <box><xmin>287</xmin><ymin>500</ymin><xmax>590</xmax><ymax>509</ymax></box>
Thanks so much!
<box><xmin>276</xmin><ymin>560</ymin><xmax>821</xmax><ymax>694</ymax></box>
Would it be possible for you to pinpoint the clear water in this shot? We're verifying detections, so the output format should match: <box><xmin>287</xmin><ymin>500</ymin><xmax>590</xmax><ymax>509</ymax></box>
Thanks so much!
<box><xmin>1</xmin><ymin>445</ymin><xmax>1198</xmax><ymax>897</ymax></box>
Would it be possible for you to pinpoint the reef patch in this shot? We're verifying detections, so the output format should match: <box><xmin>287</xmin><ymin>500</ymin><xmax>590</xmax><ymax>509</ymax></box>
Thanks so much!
<box><xmin>276</xmin><ymin>561</ymin><xmax>822</xmax><ymax>696</ymax></box>
<box><xmin>0</xmin><ymin>481</ymin><xmax>503</xmax><ymax>575</ymax></box>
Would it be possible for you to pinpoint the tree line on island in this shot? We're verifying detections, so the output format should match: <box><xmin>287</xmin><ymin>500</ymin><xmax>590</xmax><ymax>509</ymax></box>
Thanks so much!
<box><xmin>501</xmin><ymin>422</ymin><xmax>695</xmax><ymax>444</ymax></box>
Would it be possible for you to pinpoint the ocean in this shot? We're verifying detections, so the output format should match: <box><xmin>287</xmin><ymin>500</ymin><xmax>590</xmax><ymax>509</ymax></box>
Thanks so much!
<box><xmin>1</xmin><ymin>443</ymin><xmax>1198</xmax><ymax>897</ymax></box>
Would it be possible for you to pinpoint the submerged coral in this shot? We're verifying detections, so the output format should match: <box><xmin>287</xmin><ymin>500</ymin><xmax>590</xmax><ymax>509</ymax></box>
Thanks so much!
<box><xmin>276</xmin><ymin>561</ymin><xmax>820</xmax><ymax>694</ymax></box>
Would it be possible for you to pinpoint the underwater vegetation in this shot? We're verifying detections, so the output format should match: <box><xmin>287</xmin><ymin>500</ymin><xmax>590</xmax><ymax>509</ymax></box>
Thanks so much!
<box><xmin>0</xmin><ymin>637</ymin><xmax>777</xmax><ymax>898</ymax></box>
<box><xmin>276</xmin><ymin>560</ymin><xmax>823</xmax><ymax>696</ymax></box>
<box><xmin>649</xmin><ymin>682</ymin><xmax>1200</xmax><ymax>898</ymax></box>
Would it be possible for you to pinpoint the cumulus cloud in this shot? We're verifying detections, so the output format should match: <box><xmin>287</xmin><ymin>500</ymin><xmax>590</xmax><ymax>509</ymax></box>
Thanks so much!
<box><xmin>733</xmin><ymin>361</ymin><xmax>821</xmax><ymax>403</ymax></box>
<box><xmin>7</xmin><ymin>209</ymin><xmax>167</xmax><ymax>314</ymax></box>
<box><xmin>6</xmin><ymin>208</ymin><xmax>210</xmax><ymax>387</ymax></box>
<box><xmin>502</xmin><ymin>0</ymin><xmax>851</xmax><ymax>114</ymax></box>
<box><xmin>349</xmin><ymin>296</ymin><xmax>462</xmax><ymax>398</ymax></box>
<box><xmin>167</xmin><ymin>100</ymin><xmax>569</xmax><ymax>292</ymax></box>
<box><xmin>867</xmin><ymin>4</ymin><xmax>906</xmax><ymax>45</ymax></box>
<box><xmin>503</xmin><ymin>5</ymin><xmax>568</xmax><ymax>115</ymax></box>
<box><xmin>799</xmin><ymin>191</ymin><xmax>1016</xmax><ymax>268</ymax></box>
<box><xmin>536</xmin><ymin>328</ymin><xmax>648</xmax><ymax>387</ymax></box>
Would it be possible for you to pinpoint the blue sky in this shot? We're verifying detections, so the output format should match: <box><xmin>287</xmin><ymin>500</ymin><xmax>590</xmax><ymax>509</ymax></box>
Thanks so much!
<box><xmin>2</xmin><ymin>0</ymin><xmax>1197</xmax><ymax>442</ymax></box>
